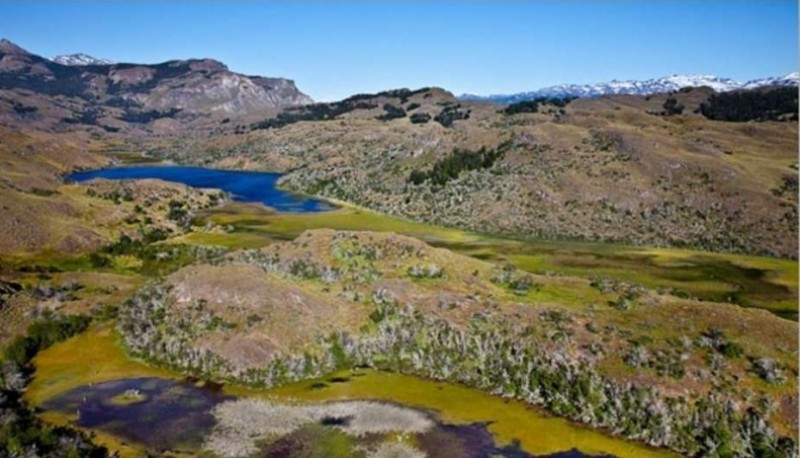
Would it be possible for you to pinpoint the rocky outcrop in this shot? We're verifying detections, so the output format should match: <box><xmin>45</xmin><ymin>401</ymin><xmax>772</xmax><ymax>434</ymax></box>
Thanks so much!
<box><xmin>0</xmin><ymin>39</ymin><xmax>312</xmax><ymax>132</ymax></box>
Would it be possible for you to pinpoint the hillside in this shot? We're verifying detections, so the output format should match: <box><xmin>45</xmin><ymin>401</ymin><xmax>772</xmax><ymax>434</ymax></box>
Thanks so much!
<box><xmin>118</xmin><ymin>229</ymin><xmax>798</xmax><ymax>456</ymax></box>
<box><xmin>157</xmin><ymin>85</ymin><xmax>798</xmax><ymax>258</ymax></box>
<box><xmin>0</xmin><ymin>125</ymin><xmax>223</xmax><ymax>255</ymax></box>
<box><xmin>0</xmin><ymin>39</ymin><xmax>312</xmax><ymax>136</ymax></box>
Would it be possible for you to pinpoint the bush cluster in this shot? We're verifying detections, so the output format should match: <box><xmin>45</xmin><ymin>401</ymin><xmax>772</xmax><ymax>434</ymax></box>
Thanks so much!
<box><xmin>117</xmin><ymin>289</ymin><xmax>797</xmax><ymax>457</ymax></box>
<box><xmin>376</xmin><ymin>103</ymin><xmax>406</xmax><ymax>121</ymax></box>
<box><xmin>409</xmin><ymin>113</ymin><xmax>431</xmax><ymax>124</ymax></box>
<box><xmin>501</xmin><ymin>96</ymin><xmax>575</xmax><ymax>115</ymax></box>
<box><xmin>700</xmin><ymin>87</ymin><xmax>798</xmax><ymax>122</ymax></box>
<box><xmin>408</xmin><ymin>141</ymin><xmax>511</xmax><ymax>186</ymax></box>
<box><xmin>433</xmin><ymin>104</ymin><xmax>471</xmax><ymax>127</ymax></box>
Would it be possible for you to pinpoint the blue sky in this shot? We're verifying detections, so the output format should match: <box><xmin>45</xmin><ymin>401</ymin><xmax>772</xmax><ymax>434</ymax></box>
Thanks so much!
<box><xmin>1</xmin><ymin>1</ymin><xmax>797</xmax><ymax>101</ymax></box>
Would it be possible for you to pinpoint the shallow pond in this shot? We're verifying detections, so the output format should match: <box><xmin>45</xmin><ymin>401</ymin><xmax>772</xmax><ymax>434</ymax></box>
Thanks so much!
<box><xmin>68</xmin><ymin>165</ymin><xmax>333</xmax><ymax>212</ymax></box>
<box><xmin>41</xmin><ymin>377</ymin><xmax>230</xmax><ymax>452</ymax></box>
<box><xmin>42</xmin><ymin>376</ymin><xmax>616</xmax><ymax>458</ymax></box>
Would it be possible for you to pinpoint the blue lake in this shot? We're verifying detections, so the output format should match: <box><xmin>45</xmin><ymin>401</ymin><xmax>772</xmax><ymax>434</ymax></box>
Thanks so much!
<box><xmin>68</xmin><ymin>165</ymin><xmax>333</xmax><ymax>213</ymax></box>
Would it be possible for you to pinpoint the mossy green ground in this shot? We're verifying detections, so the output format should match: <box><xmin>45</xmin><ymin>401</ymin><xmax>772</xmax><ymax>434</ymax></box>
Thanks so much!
<box><xmin>28</xmin><ymin>326</ymin><xmax>675</xmax><ymax>458</ymax></box>
<box><xmin>234</xmin><ymin>371</ymin><xmax>676</xmax><ymax>458</ymax></box>
<box><xmin>194</xmin><ymin>203</ymin><xmax>798</xmax><ymax>319</ymax></box>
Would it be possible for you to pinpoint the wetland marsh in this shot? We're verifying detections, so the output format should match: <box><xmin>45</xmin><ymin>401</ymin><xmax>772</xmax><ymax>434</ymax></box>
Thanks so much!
<box><xmin>29</xmin><ymin>327</ymin><xmax>674</xmax><ymax>458</ymax></box>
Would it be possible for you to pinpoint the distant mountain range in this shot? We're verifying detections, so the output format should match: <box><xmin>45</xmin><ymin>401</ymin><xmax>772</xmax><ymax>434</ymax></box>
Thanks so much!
<box><xmin>52</xmin><ymin>53</ymin><xmax>115</xmax><ymax>66</ymax></box>
<box><xmin>0</xmin><ymin>38</ymin><xmax>313</xmax><ymax>134</ymax></box>
<box><xmin>461</xmin><ymin>73</ymin><xmax>800</xmax><ymax>103</ymax></box>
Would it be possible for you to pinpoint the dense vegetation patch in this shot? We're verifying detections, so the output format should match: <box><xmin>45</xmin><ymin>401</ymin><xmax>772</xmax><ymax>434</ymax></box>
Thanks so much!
<box><xmin>409</xmin><ymin>112</ymin><xmax>431</xmax><ymax>124</ymax></box>
<box><xmin>3</xmin><ymin>313</ymin><xmax>92</xmax><ymax>369</ymax></box>
<box><xmin>661</xmin><ymin>97</ymin><xmax>684</xmax><ymax>116</ymax></box>
<box><xmin>252</xmin><ymin>88</ymin><xmax>433</xmax><ymax>130</ymax></box>
<box><xmin>501</xmin><ymin>96</ymin><xmax>575</xmax><ymax>115</ymax></box>
<box><xmin>408</xmin><ymin>141</ymin><xmax>512</xmax><ymax>186</ymax></box>
<box><xmin>118</xmin><ymin>107</ymin><xmax>181</xmax><ymax>123</ymax></box>
<box><xmin>700</xmin><ymin>87</ymin><xmax>798</xmax><ymax>122</ymax></box>
<box><xmin>11</xmin><ymin>101</ymin><xmax>38</xmax><ymax>116</ymax></box>
<box><xmin>251</xmin><ymin>99</ymin><xmax>378</xmax><ymax>130</ymax></box>
<box><xmin>376</xmin><ymin>103</ymin><xmax>406</xmax><ymax>121</ymax></box>
<box><xmin>344</xmin><ymin>87</ymin><xmax>431</xmax><ymax>104</ymax></box>
<box><xmin>433</xmin><ymin>104</ymin><xmax>471</xmax><ymax>127</ymax></box>
<box><xmin>1</xmin><ymin>313</ymin><xmax>109</xmax><ymax>457</ymax></box>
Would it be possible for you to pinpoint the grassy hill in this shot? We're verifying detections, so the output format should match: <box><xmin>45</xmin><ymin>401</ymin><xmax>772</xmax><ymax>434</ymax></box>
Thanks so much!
<box><xmin>156</xmin><ymin>86</ymin><xmax>798</xmax><ymax>258</ymax></box>
<box><xmin>0</xmin><ymin>126</ymin><xmax>225</xmax><ymax>256</ymax></box>
<box><xmin>116</xmin><ymin>229</ymin><xmax>798</xmax><ymax>456</ymax></box>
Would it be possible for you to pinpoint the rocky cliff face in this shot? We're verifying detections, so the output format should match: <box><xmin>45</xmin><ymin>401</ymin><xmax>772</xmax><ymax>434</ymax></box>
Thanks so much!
<box><xmin>0</xmin><ymin>39</ymin><xmax>312</xmax><ymax>133</ymax></box>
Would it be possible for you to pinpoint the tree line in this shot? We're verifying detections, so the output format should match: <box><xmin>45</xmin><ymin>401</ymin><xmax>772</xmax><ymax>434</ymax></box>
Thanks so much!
<box><xmin>700</xmin><ymin>87</ymin><xmax>798</xmax><ymax>122</ymax></box>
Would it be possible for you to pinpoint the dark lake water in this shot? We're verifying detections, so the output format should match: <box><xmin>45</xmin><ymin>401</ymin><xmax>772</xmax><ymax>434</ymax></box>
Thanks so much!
<box><xmin>42</xmin><ymin>377</ymin><xmax>610</xmax><ymax>457</ymax></box>
<box><xmin>41</xmin><ymin>377</ymin><xmax>231</xmax><ymax>452</ymax></box>
<box><xmin>68</xmin><ymin>165</ymin><xmax>333</xmax><ymax>212</ymax></box>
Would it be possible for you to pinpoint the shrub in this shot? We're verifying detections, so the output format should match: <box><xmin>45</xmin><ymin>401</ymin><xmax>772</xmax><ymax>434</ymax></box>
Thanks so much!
<box><xmin>376</xmin><ymin>103</ymin><xmax>406</xmax><ymax>121</ymax></box>
<box><xmin>433</xmin><ymin>104</ymin><xmax>470</xmax><ymax>127</ymax></box>
<box><xmin>750</xmin><ymin>358</ymin><xmax>785</xmax><ymax>384</ymax></box>
<box><xmin>407</xmin><ymin>264</ymin><xmax>444</xmax><ymax>279</ymax></box>
<box><xmin>503</xmin><ymin>100</ymin><xmax>540</xmax><ymax>114</ymax></box>
<box><xmin>662</xmin><ymin>97</ymin><xmax>684</xmax><ymax>115</ymax></box>
<box><xmin>409</xmin><ymin>113</ymin><xmax>431</xmax><ymax>124</ymax></box>
<box><xmin>89</xmin><ymin>252</ymin><xmax>111</xmax><ymax>268</ymax></box>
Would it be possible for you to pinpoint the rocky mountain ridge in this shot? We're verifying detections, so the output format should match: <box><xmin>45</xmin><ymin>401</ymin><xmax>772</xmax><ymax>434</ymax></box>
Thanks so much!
<box><xmin>0</xmin><ymin>39</ymin><xmax>312</xmax><ymax>134</ymax></box>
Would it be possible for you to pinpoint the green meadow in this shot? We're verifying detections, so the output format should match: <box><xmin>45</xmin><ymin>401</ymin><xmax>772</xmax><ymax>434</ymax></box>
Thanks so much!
<box><xmin>191</xmin><ymin>203</ymin><xmax>798</xmax><ymax>320</ymax></box>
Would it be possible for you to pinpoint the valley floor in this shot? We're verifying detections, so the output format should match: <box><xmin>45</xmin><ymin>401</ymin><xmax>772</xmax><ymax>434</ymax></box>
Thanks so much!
<box><xmin>1</xmin><ymin>163</ymin><xmax>797</xmax><ymax>458</ymax></box>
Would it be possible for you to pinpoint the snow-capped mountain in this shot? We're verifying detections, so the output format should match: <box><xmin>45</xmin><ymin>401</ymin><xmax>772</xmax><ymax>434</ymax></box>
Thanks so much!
<box><xmin>461</xmin><ymin>73</ymin><xmax>799</xmax><ymax>103</ymax></box>
<box><xmin>52</xmin><ymin>53</ymin><xmax>114</xmax><ymax>66</ymax></box>
<box><xmin>742</xmin><ymin>72</ymin><xmax>800</xmax><ymax>89</ymax></box>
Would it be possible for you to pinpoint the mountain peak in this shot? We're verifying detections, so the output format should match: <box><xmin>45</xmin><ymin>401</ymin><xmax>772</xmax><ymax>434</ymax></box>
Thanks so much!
<box><xmin>0</xmin><ymin>38</ymin><xmax>30</xmax><ymax>55</ymax></box>
<box><xmin>52</xmin><ymin>53</ymin><xmax>114</xmax><ymax>66</ymax></box>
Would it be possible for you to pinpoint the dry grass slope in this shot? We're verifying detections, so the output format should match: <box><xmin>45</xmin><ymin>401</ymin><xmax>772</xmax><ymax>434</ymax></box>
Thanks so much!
<box><xmin>161</xmin><ymin>87</ymin><xmax>797</xmax><ymax>258</ymax></box>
